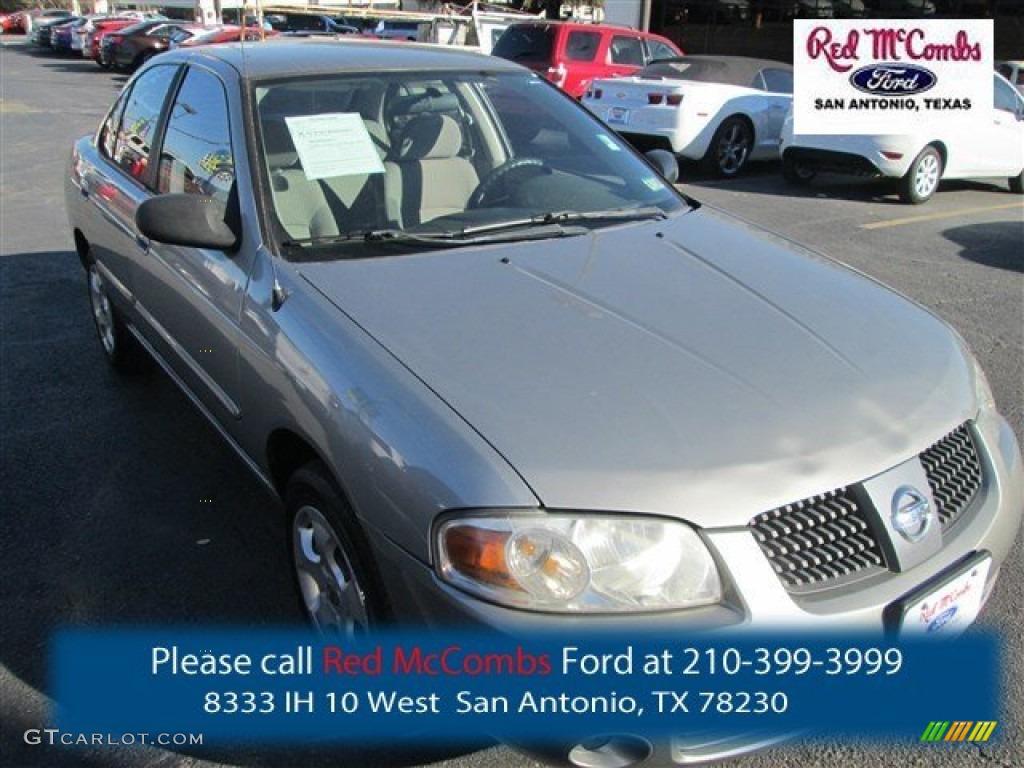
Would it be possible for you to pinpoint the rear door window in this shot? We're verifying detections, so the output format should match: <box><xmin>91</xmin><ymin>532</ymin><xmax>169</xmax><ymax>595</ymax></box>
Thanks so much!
<box><xmin>99</xmin><ymin>88</ymin><xmax>131</xmax><ymax>161</ymax></box>
<box><xmin>112</xmin><ymin>64</ymin><xmax>178</xmax><ymax>184</ymax></box>
<box><xmin>564</xmin><ymin>30</ymin><xmax>600</xmax><ymax>62</ymax></box>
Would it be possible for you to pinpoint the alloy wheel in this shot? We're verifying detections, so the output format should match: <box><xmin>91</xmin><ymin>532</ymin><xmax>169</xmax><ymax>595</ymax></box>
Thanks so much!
<box><xmin>292</xmin><ymin>505</ymin><xmax>370</xmax><ymax>636</ymax></box>
<box><xmin>914</xmin><ymin>152</ymin><xmax>940</xmax><ymax>199</ymax></box>
<box><xmin>717</xmin><ymin>122</ymin><xmax>751</xmax><ymax>175</ymax></box>
<box><xmin>88</xmin><ymin>264</ymin><xmax>116</xmax><ymax>356</ymax></box>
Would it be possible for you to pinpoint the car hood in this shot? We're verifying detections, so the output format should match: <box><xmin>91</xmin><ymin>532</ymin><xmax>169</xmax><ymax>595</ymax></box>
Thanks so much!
<box><xmin>298</xmin><ymin>208</ymin><xmax>974</xmax><ymax>528</ymax></box>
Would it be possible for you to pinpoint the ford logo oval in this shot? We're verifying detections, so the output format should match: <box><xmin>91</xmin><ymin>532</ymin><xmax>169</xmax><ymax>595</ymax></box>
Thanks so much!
<box><xmin>849</xmin><ymin>63</ymin><xmax>937</xmax><ymax>96</ymax></box>
<box><xmin>927</xmin><ymin>605</ymin><xmax>958</xmax><ymax>633</ymax></box>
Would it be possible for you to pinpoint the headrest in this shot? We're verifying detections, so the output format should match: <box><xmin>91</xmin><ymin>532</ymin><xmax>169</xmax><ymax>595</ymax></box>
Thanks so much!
<box><xmin>388</xmin><ymin>91</ymin><xmax>460</xmax><ymax>120</ymax></box>
<box><xmin>395</xmin><ymin>114</ymin><xmax>462</xmax><ymax>162</ymax></box>
<box><xmin>262</xmin><ymin>118</ymin><xmax>298</xmax><ymax>170</ymax></box>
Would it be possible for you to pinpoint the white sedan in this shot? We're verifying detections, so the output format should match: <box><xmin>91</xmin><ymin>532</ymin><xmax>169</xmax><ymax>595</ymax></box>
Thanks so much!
<box><xmin>780</xmin><ymin>72</ymin><xmax>1024</xmax><ymax>204</ymax></box>
<box><xmin>582</xmin><ymin>55</ymin><xmax>793</xmax><ymax>176</ymax></box>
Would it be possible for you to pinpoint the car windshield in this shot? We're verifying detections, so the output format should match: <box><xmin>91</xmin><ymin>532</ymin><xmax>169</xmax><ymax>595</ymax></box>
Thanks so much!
<box><xmin>254</xmin><ymin>70</ymin><xmax>688</xmax><ymax>260</ymax></box>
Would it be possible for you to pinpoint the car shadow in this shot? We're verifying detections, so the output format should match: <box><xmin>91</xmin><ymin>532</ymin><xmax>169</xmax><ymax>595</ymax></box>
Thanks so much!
<box><xmin>943</xmin><ymin>219</ymin><xmax>1024</xmax><ymax>273</ymax></box>
<box><xmin>0</xmin><ymin>249</ymin><xmax>488</xmax><ymax>768</ymax></box>
<box><xmin>673</xmin><ymin>158</ymin><xmax>781</xmax><ymax>184</ymax></box>
<box><xmin>8</xmin><ymin>43</ymin><xmax>124</xmax><ymax>74</ymax></box>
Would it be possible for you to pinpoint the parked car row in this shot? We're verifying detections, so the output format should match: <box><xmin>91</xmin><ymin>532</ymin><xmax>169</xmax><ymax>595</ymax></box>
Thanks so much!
<box><xmin>15</xmin><ymin>14</ymin><xmax>1024</xmax><ymax>204</ymax></box>
<box><xmin>19</xmin><ymin>8</ymin><xmax>443</xmax><ymax>70</ymax></box>
<box><xmin>20</xmin><ymin>11</ymin><xmax>281</xmax><ymax>71</ymax></box>
<box><xmin>580</xmin><ymin>52</ymin><xmax>1024</xmax><ymax>203</ymax></box>
<box><xmin>0</xmin><ymin>7</ymin><xmax>70</xmax><ymax>35</ymax></box>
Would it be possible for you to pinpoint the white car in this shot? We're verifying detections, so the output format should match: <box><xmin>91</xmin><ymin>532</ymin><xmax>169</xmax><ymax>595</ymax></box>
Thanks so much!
<box><xmin>582</xmin><ymin>55</ymin><xmax>793</xmax><ymax>176</ymax></box>
<box><xmin>780</xmin><ymin>72</ymin><xmax>1024</xmax><ymax>204</ymax></box>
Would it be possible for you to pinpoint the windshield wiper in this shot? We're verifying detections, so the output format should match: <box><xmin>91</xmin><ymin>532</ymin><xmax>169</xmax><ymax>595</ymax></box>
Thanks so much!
<box><xmin>281</xmin><ymin>223</ymin><xmax>584</xmax><ymax>249</ymax></box>
<box><xmin>280</xmin><ymin>207</ymin><xmax>666</xmax><ymax>249</ymax></box>
<box><xmin>451</xmin><ymin>206</ymin><xmax>668</xmax><ymax>237</ymax></box>
<box><xmin>536</xmin><ymin>206</ymin><xmax>668</xmax><ymax>225</ymax></box>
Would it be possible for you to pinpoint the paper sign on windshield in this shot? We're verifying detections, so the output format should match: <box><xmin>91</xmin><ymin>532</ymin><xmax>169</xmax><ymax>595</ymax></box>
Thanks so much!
<box><xmin>284</xmin><ymin>113</ymin><xmax>385</xmax><ymax>180</ymax></box>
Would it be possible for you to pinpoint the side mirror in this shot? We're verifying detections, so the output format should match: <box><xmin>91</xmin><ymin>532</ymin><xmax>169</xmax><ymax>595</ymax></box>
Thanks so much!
<box><xmin>644</xmin><ymin>149</ymin><xmax>679</xmax><ymax>185</ymax></box>
<box><xmin>136</xmin><ymin>193</ymin><xmax>240</xmax><ymax>251</ymax></box>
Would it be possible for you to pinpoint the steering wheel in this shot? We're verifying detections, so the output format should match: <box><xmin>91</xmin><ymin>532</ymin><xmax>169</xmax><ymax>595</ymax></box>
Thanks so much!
<box><xmin>468</xmin><ymin>157</ymin><xmax>548</xmax><ymax>209</ymax></box>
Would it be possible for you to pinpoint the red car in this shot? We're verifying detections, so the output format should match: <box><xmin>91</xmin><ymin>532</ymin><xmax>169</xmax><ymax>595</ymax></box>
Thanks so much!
<box><xmin>89</xmin><ymin>17</ymin><xmax>147</xmax><ymax>63</ymax></box>
<box><xmin>492</xmin><ymin>21</ymin><xmax>682</xmax><ymax>99</ymax></box>
<box><xmin>172</xmin><ymin>24</ymin><xmax>278</xmax><ymax>48</ymax></box>
<box><xmin>4</xmin><ymin>8</ymin><xmax>71</xmax><ymax>34</ymax></box>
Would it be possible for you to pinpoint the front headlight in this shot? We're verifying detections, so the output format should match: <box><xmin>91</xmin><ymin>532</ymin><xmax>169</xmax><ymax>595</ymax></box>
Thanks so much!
<box><xmin>436</xmin><ymin>513</ymin><xmax>722</xmax><ymax>613</ymax></box>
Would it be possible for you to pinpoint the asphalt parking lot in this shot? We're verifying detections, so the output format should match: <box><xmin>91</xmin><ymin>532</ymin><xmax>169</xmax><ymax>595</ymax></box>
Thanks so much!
<box><xmin>1</xmin><ymin>36</ymin><xmax>1021</xmax><ymax>768</ymax></box>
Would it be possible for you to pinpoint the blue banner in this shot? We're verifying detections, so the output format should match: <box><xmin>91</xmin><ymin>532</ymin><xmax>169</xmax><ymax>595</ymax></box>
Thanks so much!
<box><xmin>52</xmin><ymin>628</ymin><xmax>999</xmax><ymax>746</ymax></box>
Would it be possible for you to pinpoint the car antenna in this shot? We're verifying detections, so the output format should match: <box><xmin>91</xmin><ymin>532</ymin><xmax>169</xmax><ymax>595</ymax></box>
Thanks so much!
<box><xmin>242</xmin><ymin>2</ymin><xmax>289</xmax><ymax>312</ymax></box>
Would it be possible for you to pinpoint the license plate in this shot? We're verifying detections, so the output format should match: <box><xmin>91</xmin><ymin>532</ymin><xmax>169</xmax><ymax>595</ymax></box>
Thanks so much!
<box><xmin>890</xmin><ymin>552</ymin><xmax>991</xmax><ymax>637</ymax></box>
<box><xmin>607</xmin><ymin>107</ymin><xmax>630</xmax><ymax>126</ymax></box>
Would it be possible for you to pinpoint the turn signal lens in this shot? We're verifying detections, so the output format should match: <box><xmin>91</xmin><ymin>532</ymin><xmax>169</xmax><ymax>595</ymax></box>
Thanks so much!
<box><xmin>442</xmin><ymin>524</ymin><xmax>518</xmax><ymax>590</ymax></box>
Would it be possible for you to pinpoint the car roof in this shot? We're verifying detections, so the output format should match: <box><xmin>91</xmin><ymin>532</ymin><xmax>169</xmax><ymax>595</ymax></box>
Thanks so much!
<box><xmin>163</xmin><ymin>38</ymin><xmax>524</xmax><ymax>81</ymax></box>
<box><xmin>504</xmin><ymin>20</ymin><xmax>658</xmax><ymax>34</ymax></box>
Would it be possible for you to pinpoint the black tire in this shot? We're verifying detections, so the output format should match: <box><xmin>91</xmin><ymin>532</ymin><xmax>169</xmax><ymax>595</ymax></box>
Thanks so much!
<box><xmin>85</xmin><ymin>261</ymin><xmax>149</xmax><ymax>374</ymax></box>
<box><xmin>782</xmin><ymin>154</ymin><xmax>817</xmax><ymax>185</ymax></box>
<box><xmin>286</xmin><ymin>461</ymin><xmax>389</xmax><ymax>634</ymax></box>
<box><xmin>703</xmin><ymin>116</ymin><xmax>753</xmax><ymax>177</ymax></box>
<box><xmin>899</xmin><ymin>145</ymin><xmax>943</xmax><ymax>204</ymax></box>
<box><xmin>1009</xmin><ymin>169</ymin><xmax>1023</xmax><ymax>194</ymax></box>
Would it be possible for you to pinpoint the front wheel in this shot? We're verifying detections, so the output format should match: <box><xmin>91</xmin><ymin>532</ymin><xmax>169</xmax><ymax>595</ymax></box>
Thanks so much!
<box><xmin>704</xmin><ymin>117</ymin><xmax>753</xmax><ymax>177</ymax></box>
<box><xmin>899</xmin><ymin>145</ymin><xmax>942</xmax><ymax>204</ymax></box>
<box><xmin>287</xmin><ymin>462</ymin><xmax>388</xmax><ymax>635</ymax></box>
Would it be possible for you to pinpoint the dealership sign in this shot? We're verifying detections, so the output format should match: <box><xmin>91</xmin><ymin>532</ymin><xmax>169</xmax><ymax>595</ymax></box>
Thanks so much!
<box><xmin>793</xmin><ymin>20</ymin><xmax>993</xmax><ymax>134</ymax></box>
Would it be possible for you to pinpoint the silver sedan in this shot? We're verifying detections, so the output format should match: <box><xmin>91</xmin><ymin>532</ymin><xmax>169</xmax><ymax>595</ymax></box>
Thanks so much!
<box><xmin>65</xmin><ymin>39</ymin><xmax>1022</xmax><ymax>766</ymax></box>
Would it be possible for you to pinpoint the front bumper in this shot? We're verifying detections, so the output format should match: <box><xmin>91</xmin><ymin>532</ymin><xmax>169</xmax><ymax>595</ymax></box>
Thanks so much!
<box><xmin>368</xmin><ymin>415</ymin><xmax>1022</xmax><ymax>765</ymax></box>
<box><xmin>378</xmin><ymin>415</ymin><xmax>1021</xmax><ymax>633</ymax></box>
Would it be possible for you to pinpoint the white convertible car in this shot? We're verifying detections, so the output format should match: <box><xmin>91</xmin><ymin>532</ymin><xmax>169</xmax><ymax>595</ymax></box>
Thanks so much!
<box><xmin>780</xmin><ymin>71</ymin><xmax>1024</xmax><ymax>204</ymax></box>
<box><xmin>582</xmin><ymin>55</ymin><xmax>793</xmax><ymax>176</ymax></box>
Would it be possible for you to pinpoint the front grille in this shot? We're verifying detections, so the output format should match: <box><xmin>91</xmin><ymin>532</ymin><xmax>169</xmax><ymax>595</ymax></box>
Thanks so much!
<box><xmin>749</xmin><ymin>488</ymin><xmax>886</xmax><ymax>590</ymax></box>
<box><xmin>921</xmin><ymin>424</ymin><xmax>983</xmax><ymax>528</ymax></box>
